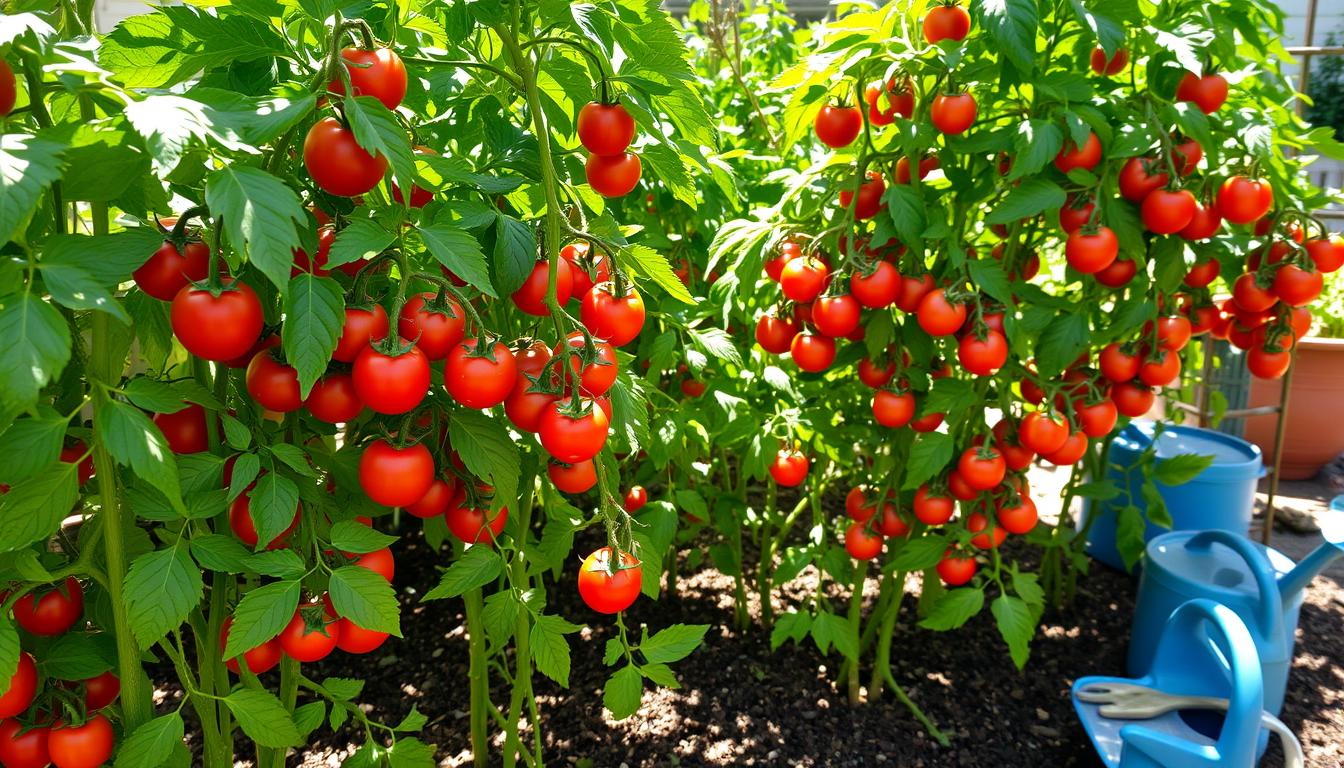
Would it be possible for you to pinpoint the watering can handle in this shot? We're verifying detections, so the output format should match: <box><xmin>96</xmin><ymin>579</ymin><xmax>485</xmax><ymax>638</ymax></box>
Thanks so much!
<box><xmin>1184</xmin><ymin>530</ymin><xmax>1282</xmax><ymax>642</ymax></box>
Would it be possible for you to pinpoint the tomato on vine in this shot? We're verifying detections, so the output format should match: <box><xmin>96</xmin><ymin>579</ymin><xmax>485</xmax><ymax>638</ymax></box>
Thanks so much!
<box><xmin>0</xmin><ymin>718</ymin><xmax>49</xmax><ymax>768</ymax></box>
<box><xmin>1176</xmin><ymin>70</ymin><xmax>1229</xmax><ymax>114</ymax></box>
<box><xmin>1217</xmin><ymin>176</ymin><xmax>1273</xmax><ymax>224</ymax></box>
<box><xmin>585</xmin><ymin>152</ymin><xmax>642</xmax><ymax>197</ymax></box>
<box><xmin>359</xmin><ymin>439</ymin><xmax>434</xmax><ymax>508</ymax></box>
<box><xmin>844</xmin><ymin>523</ymin><xmax>884</xmax><ymax>561</ymax></box>
<box><xmin>1089</xmin><ymin>47</ymin><xmax>1128</xmax><ymax>76</ymax></box>
<box><xmin>922</xmin><ymin>2</ymin><xmax>971</xmax><ymax>44</ymax></box>
<box><xmin>915</xmin><ymin>288</ymin><xmax>967</xmax><ymax>337</ymax></box>
<box><xmin>353</xmin><ymin>344</ymin><xmax>430</xmax><ymax>415</ymax></box>
<box><xmin>623</xmin><ymin>486</ymin><xmax>648</xmax><ymax>513</ymax></box>
<box><xmin>445</xmin><ymin>489</ymin><xmax>509</xmax><ymax>544</ymax></box>
<box><xmin>577</xmin><ymin>547</ymin><xmax>642</xmax><ymax>614</ymax></box>
<box><xmin>47</xmin><ymin>714</ymin><xmax>114</xmax><ymax>768</ymax></box>
<box><xmin>330</xmin><ymin>47</ymin><xmax>407</xmax><ymax>109</ymax></box>
<box><xmin>246</xmin><ymin>351</ymin><xmax>303</xmax><ymax>413</ymax></box>
<box><xmin>581</xmin><ymin>282</ymin><xmax>646</xmax><ymax>346</ymax></box>
<box><xmin>279</xmin><ymin>605</ymin><xmax>342</xmax><ymax>662</ymax></box>
<box><xmin>872</xmin><ymin>389</ymin><xmax>915</xmax><ymax>428</ymax></box>
<box><xmin>1065</xmin><ymin>226</ymin><xmax>1119</xmax><ymax>274</ymax></box>
<box><xmin>813</xmin><ymin>103</ymin><xmax>862</xmax><ymax>148</ymax></box>
<box><xmin>303</xmin><ymin>117</ymin><xmax>387</xmax><ymax>197</ymax></box>
<box><xmin>769</xmin><ymin>448</ymin><xmax>809</xmax><ymax>487</ymax></box>
<box><xmin>512</xmin><ymin>259</ymin><xmax>573</xmax><ymax>316</ymax></box>
<box><xmin>929</xmin><ymin>92</ymin><xmax>977</xmax><ymax>134</ymax></box>
<box><xmin>538</xmin><ymin>399</ymin><xmax>609</xmax><ymax>463</ymax></box>
<box><xmin>171</xmin><ymin>280</ymin><xmax>264</xmax><ymax>362</ymax></box>
<box><xmin>790</xmin><ymin>332</ymin><xmax>836</xmax><ymax>372</ymax></box>
<box><xmin>1054</xmin><ymin>131</ymin><xmax>1101</xmax><ymax>174</ymax></box>
<box><xmin>153</xmin><ymin>403</ymin><xmax>212</xmax><ymax>454</ymax></box>
<box><xmin>445</xmin><ymin>339</ymin><xmax>518</xmax><ymax>409</ymax></box>
<box><xmin>397</xmin><ymin>292</ymin><xmax>465</xmax><ymax>360</ymax></box>
<box><xmin>221</xmin><ymin>617</ymin><xmax>281</xmax><ymax>675</ymax></box>
<box><xmin>305</xmin><ymin>373</ymin><xmax>364</xmax><ymax>423</ymax></box>
<box><xmin>334</xmin><ymin>304</ymin><xmax>390</xmax><ymax>363</ymax></box>
<box><xmin>578</xmin><ymin>101</ymin><xmax>635</xmax><ymax>155</ymax></box>
<box><xmin>1141</xmin><ymin>188</ymin><xmax>1197</xmax><ymax>234</ymax></box>
<box><xmin>937</xmin><ymin>552</ymin><xmax>977</xmax><ymax>586</ymax></box>
<box><xmin>135</xmin><ymin>237</ymin><xmax>211</xmax><ymax>301</ymax></box>
<box><xmin>13</xmin><ymin>576</ymin><xmax>84</xmax><ymax>636</ymax></box>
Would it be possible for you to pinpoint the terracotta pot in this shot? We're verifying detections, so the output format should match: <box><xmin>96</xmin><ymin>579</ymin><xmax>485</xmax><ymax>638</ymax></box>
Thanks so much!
<box><xmin>1243</xmin><ymin>336</ymin><xmax>1344</xmax><ymax>480</ymax></box>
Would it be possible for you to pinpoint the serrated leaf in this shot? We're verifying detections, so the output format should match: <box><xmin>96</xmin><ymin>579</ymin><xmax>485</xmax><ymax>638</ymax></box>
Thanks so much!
<box><xmin>99</xmin><ymin>400</ymin><xmax>183</xmax><ymax>511</ymax></box>
<box><xmin>329</xmin><ymin>520</ymin><xmax>397</xmax><ymax>553</ymax></box>
<box><xmin>225</xmin><ymin>580</ymin><xmax>299</xmax><ymax>658</ymax></box>
<box><xmin>902</xmin><ymin>432</ymin><xmax>955</xmax><ymax>490</ymax></box>
<box><xmin>0</xmin><ymin>415</ymin><xmax>67</xmax><ymax>486</ymax></box>
<box><xmin>342</xmin><ymin>95</ymin><xmax>413</xmax><ymax>193</ymax></box>
<box><xmin>190</xmin><ymin>534</ymin><xmax>254</xmax><ymax>573</ymax></box>
<box><xmin>40</xmin><ymin>262</ymin><xmax>129</xmax><ymax>322</ymax></box>
<box><xmin>890</xmin><ymin>535</ymin><xmax>948</xmax><ymax>571</ymax></box>
<box><xmin>620</xmin><ymin>243</ymin><xmax>695</xmax><ymax>304</ymax></box>
<box><xmin>530</xmin><ymin>614</ymin><xmax>580</xmax><ymax>687</ymax></box>
<box><xmin>125</xmin><ymin>544</ymin><xmax>204</xmax><ymax>647</ymax></box>
<box><xmin>37</xmin><ymin>632</ymin><xmax>116</xmax><ymax>680</ymax></box>
<box><xmin>602</xmin><ymin>664</ymin><xmax>643</xmax><ymax>720</ymax></box>
<box><xmin>490</xmin><ymin>213</ymin><xmax>536</xmax><ymax>298</ymax></box>
<box><xmin>448</xmin><ymin>409</ymin><xmax>519</xmax><ymax>511</ymax></box>
<box><xmin>0</xmin><ymin>461</ymin><xmax>77</xmax><ymax>552</ymax></box>
<box><xmin>246</xmin><ymin>472</ymin><xmax>299</xmax><ymax>550</ymax></box>
<box><xmin>1154</xmin><ymin>452</ymin><xmax>1214</xmax><ymax>486</ymax></box>
<box><xmin>770</xmin><ymin>610</ymin><xmax>812</xmax><ymax>650</ymax></box>
<box><xmin>688</xmin><ymin>327</ymin><xmax>743</xmax><ymax>367</ymax></box>
<box><xmin>481</xmin><ymin>590</ymin><xmax>520</xmax><ymax>645</ymax></box>
<box><xmin>967</xmin><ymin>259</ymin><xmax>1016</xmax><ymax>309</ymax></box>
<box><xmin>417</xmin><ymin>224</ymin><xmax>494</xmax><ymax>297</ymax></box>
<box><xmin>1008</xmin><ymin>120</ymin><xmax>1064</xmax><ymax>180</ymax></box>
<box><xmin>0</xmin><ymin>294</ymin><xmax>72</xmax><ymax>412</ymax></box>
<box><xmin>293</xmin><ymin>701</ymin><xmax>326</xmax><ymax>741</ymax></box>
<box><xmin>1034</xmin><ymin>313</ymin><xmax>1091</xmax><ymax>378</ymax></box>
<box><xmin>328</xmin><ymin>565</ymin><xmax>401</xmax><ymax>635</ymax></box>
<box><xmin>992</xmin><ymin>594</ymin><xmax>1035</xmax><ymax>669</ymax></box>
<box><xmin>225</xmin><ymin>689</ymin><xmax>303</xmax><ymax>748</ymax></box>
<box><xmin>987</xmin><ymin>178</ymin><xmax>1065</xmax><ymax>225</ymax></box>
<box><xmin>326</xmin><ymin>218</ymin><xmax>394</xmax><ymax>271</ymax></box>
<box><xmin>976</xmin><ymin>0</ymin><xmax>1039</xmax><ymax>75</ymax></box>
<box><xmin>282</xmin><ymin>274</ymin><xmax>344</xmax><ymax>396</ymax></box>
<box><xmin>639</xmin><ymin>623</ymin><xmax>708</xmax><ymax>664</ymax></box>
<box><xmin>918</xmin><ymin>587</ymin><xmax>985</xmax><ymax>631</ymax></box>
<box><xmin>0</xmin><ymin>134</ymin><xmax>65</xmax><ymax>244</ymax></box>
<box><xmin>204</xmin><ymin>165</ymin><xmax>305</xmax><ymax>291</ymax></box>
<box><xmin>423</xmin><ymin>546</ymin><xmax>503</xmax><ymax>600</ymax></box>
<box><xmin>114</xmin><ymin>713</ymin><xmax>184</xmax><ymax>768</ymax></box>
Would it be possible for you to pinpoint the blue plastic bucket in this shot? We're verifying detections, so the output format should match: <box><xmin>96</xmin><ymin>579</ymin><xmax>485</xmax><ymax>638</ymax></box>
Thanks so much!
<box><xmin>1082</xmin><ymin>421</ymin><xmax>1265</xmax><ymax>571</ymax></box>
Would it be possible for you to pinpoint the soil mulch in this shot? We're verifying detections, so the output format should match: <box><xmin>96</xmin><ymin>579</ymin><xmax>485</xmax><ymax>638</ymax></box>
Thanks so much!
<box><xmin>171</xmin><ymin>517</ymin><xmax>1343</xmax><ymax>767</ymax></box>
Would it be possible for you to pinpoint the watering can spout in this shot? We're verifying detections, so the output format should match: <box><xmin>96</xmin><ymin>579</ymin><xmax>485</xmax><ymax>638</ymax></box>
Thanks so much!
<box><xmin>1276</xmin><ymin>510</ymin><xmax>1344</xmax><ymax>602</ymax></box>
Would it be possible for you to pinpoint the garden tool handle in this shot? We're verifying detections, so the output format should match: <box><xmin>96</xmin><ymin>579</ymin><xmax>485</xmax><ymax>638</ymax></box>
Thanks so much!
<box><xmin>1184</xmin><ymin>530</ymin><xmax>1282</xmax><ymax>640</ymax></box>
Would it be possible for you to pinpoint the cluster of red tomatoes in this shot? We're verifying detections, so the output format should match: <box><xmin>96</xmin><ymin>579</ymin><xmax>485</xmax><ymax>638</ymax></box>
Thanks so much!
<box><xmin>0</xmin><ymin>578</ymin><xmax>119</xmax><ymax>768</ymax></box>
<box><xmin>578</xmin><ymin>100</ymin><xmax>642</xmax><ymax>198</ymax></box>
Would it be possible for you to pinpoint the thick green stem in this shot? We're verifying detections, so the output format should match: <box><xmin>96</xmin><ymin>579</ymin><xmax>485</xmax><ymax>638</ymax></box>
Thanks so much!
<box><xmin>867</xmin><ymin>570</ymin><xmax>906</xmax><ymax>699</ymax></box>
<box><xmin>845</xmin><ymin>563</ymin><xmax>866</xmax><ymax>705</ymax></box>
<box><xmin>464</xmin><ymin>586</ymin><xmax>490</xmax><ymax>767</ymax></box>
<box><xmin>504</xmin><ymin>461</ymin><xmax>540</xmax><ymax>768</ymax></box>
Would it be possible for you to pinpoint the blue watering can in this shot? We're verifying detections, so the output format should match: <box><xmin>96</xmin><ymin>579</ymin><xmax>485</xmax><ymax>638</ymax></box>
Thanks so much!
<box><xmin>1074</xmin><ymin>599</ymin><xmax>1270</xmax><ymax>767</ymax></box>
<box><xmin>1128</xmin><ymin>513</ymin><xmax>1344</xmax><ymax>717</ymax></box>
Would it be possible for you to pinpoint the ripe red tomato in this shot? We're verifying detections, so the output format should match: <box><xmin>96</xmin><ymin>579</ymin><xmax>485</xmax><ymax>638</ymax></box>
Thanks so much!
<box><xmin>334</xmin><ymin>618</ymin><xmax>390</xmax><ymax>654</ymax></box>
<box><xmin>911</xmin><ymin>410</ymin><xmax>945</xmax><ymax>433</ymax></box>
<box><xmin>334</xmin><ymin>305</ymin><xmax>390</xmax><ymax>363</ymax></box>
<box><xmin>779</xmin><ymin>256</ymin><xmax>829</xmax><ymax>302</ymax></box>
<box><xmin>769</xmin><ymin>449</ymin><xmax>809</xmax><ymax>487</ymax></box>
<box><xmin>1176</xmin><ymin>71</ymin><xmax>1229</xmax><ymax>114</ymax></box>
<box><xmin>916</xmin><ymin>288</ymin><xmax>967</xmax><ymax>336</ymax></box>
<box><xmin>229</xmin><ymin>488</ymin><xmax>300</xmax><ymax>550</ymax></box>
<box><xmin>1090</xmin><ymin>46</ymin><xmax>1128</xmax><ymax>76</ymax></box>
<box><xmin>1305</xmin><ymin>236</ymin><xmax>1344</xmax><ymax>273</ymax></box>
<box><xmin>958</xmin><ymin>330</ymin><xmax>1008</xmax><ymax>376</ymax></box>
<box><xmin>1119</xmin><ymin>157</ymin><xmax>1169</xmax><ymax>202</ymax></box>
<box><xmin>1247</xmin><ymin>346</ymin><xmax>1291</xmax><ymax>379</ymax></box>
<box><xmin>1141</xmin><ymin>188</ymin><xmax>1198</xmax><ymax>234</ymax></box>
<box><xmin>1217</xmin><ymin>176</ymin><xmax>1273</xmax><ymax>224</ymax></box>
<box><xmin>329</xmin><ymin>48</ymin><xmax>406</xmax><ymax>110</ymax></box>
<box><xmin>865</xmin><ymin>79</ymin><xmax>914</xmax><ymax>124</ymax></box>
<box><xmin>171</xmin><ymin>280</ymin><xmax>263</xmax><ymax>361</ymax></box>
<box><xmin>246</xmin><ymin>351</ymin><xmax>302</xmax><ymax>413</ymax></box>
<box><xmin>353</xmin><ymin>345</ymin><xmax>430</xmax><ymax>415</ymax></box>
<box><xmin>220</xmin><ymin>617</ymin><xmax>281</xmax><ymax>675</ymax></box>
<box><xmin>13</xmin><ymin>576</ymin><xmax>84</xmax><ymax>636</ymax></box>
<box><xmin>1094</xmin><ymin>258</ymin><xmax>1137</xmax><ymax>288</ymax></box>
<box><xmin>1099</xmin><ymin>343</ymin><xmax>1141</xmax><ymax>382</ymax></box>
<box><xmin>845</xmin><ymin>487</ymin><xmax>871</xmax><ymax>519</ymax></box>
<box><xmin>838</xmin><ymin>173</ymin><xmax>886</xmax><ymax>220</ymax></box>
<box><xmin>359</xmin><ymin>439</ymin><xmax>434</xmax><ymax>508</ymax></box>
<box><xmin>997</xmin><ymin>497</ymin><xmax>1038</xmax><ymax>535</ymax></box>
<box><xmin>1183</xmin><ymin>258</ymin><xmax>1221</xmax><ymax>288</ymax></box>
<box><xmin>578</xmin><ymin>101</ymin><xmax>635</xmax><ymax>155</ymax></box>
<box><xmin>48</xmin><ymin>714</ymin><xmax>113</xmax><ymax>768</ymax></box>
<box><xmin>929</xmin><ymin>92</ymin><xmax>977</xmax><ymax>134</ymax></box>
<box><xmin>279</xmin><ymin>606</ymin><xmax>341</xmax><ymax>662</ymax></box>
<box><xmin>790</xmin><ymin>332</ymin><xmax>836</xmax><ymax>372</ymax></box>
<box><xmin>304</xmin><ymin>374</ymin><xmax>364</xmax><ymax>424</ymax></box>
<box><xmin>756</xmin><ymin>313</ymin><xmax>801</xmax><ymax>354</ymax></box>
<box><xmin>913</xmin><ymin>486</ymin><xmax>955</xmax><ymax>525</ymax></box>
<box><xmin>512</xmin><ymin>259</ymin><xmax>573</xmax><ymax>316</ymax></box>
<box><xmin>581</xmin><ymin>283</ymin><xmax>646</xmax><ymax>346</ymax></box>
<box><xmin>872</xmin><ymin>389</ymin><xmax>915</xmax><ymax>428</ymax></box>
<box><xmin>553</xmin><ymin>332</ymin><xmax>618</xmax><ymax>396</ymax></box>
<box><xmin>850</xmin><ymin>260</ymin><xmax>900</xmax><ymax>308</ymax></box>
<box><xmin>813</xmin><ymin>104</ymin><xmax>862</xmax><ymax>148</ymax></box>
<box><xmin>947</xmin><ymin>470</ymin><xmax>977</xmax><ymax>501</ymax></box>
<box><xmin>1066</xmin><ymin>227</ymin><xmax>1119</xmax><ymax>274</ymax></box>
<box><xmin>135</xmin><ymin>239</ymin><xmax>210</xmax><ymax>300</ymax></box>
<box><xmin>538</xmin><ymin>400</ymin><xmax>609</xmax><ymax>463</ymax></box>
<box><xmin>81</xmin><ymin>670</ymin><xmax>120</xmax><ymax>711</ymax></box>
<box><xmin>1041</xmin><ymin>430</ymin><xmax>1088</xmax><ymax>466</ymax></box>
<box><xmin>968</xmin><ymin>512</ymin><xmax>1006</xmax><ymax>549</ymax></box>
<box><xmin>548</xmin><ymin>459</ymin><xmax>597</xmax><ymax>494</ymax></box>
<box><xmin>0</xmin><ymin>654</ymin><xmax>36</xmax><ymax>719</ymax></box>
<box><xmin>1232</xmin><ymin>272</ymin><xmax>1278</xmax><ymax>313</ymax></box>
<box><xmin>812</xmin><ymin>294</ymin><xmax>861</xmax><ymax>337</ymax></box>
<box><xmin>857</xmin><ymin>356</ymin><xmax>896</xmax><ymax>388</ymax></box>
<box><xmin>1019</xmin><ymin>411</ymin><xmax>1069</xmax><ymax>455</ymax></box>
<box><xmin>303</xmin><ymin>117</ymin><xmax>387</xmax><ymax>197</ymax></box>
<box><xmin>0</xmin><ymin>718</ymin><xmax>49</xmax><ymax>768</ymax></box>
<box><xmin>1059</xmin><ymin>196</ymin><xmax>1096</xmax><ymax>234</ymax></box>
<box><xmin>505</xmin><ymin>382</ymin><xmax>559</xmax><ymax>433</ymax></box>
<box><xmin>893</xmin><ymin>155</ymin><xmax>939</xmax><ymax>184</ymax></box>
<box><xmin>397</xmin><ymin>293</ymin><xmax>465</xmax><ymax>361</ymax></box>
<box><xmin>1173</xmin><ymin>138</ymin><xmax>1203</xmax><ymax>176</ymax></box>
<box><xmin>405</xmin><ymin>478</ymin><xmax>454</xmax><ymax>520</ymax></box>
<box><xmin>585</xmin><ymin>152</ymin><xmax>641</xmax><ymax>197</ymax></box>
<box><xmin>1054</xmin><ymin>132</ymin><xmax>1102</xmax><ymax>174</ymax></box>
<box><xmin>1112</xmin><ymin>381</ymin><xmax>1155</xmax><ymax>418</ymax></box>
<box><xmin>1156</xmin><ymin>315</ymin><xmax>1193</xmax><ymax>352</ymax></box>
<box><xmin>446</xmin><ymin>339</ymin><xmax>519</xmax><ymax>409</ymax></box>
<box><xmin>1077</xmin><ymin>399</ymin><xmax>1119</xmax><ymax>438</ymax></box>
<box><xmin>577</xmin><ymin>547</ymin><xmax>642</xmax><ymax>614</ymax></box>
<box><xmin>845</xmin><ymin>523</ymin><xmax>884</xmax><ymax>560</ymax></box>
<box><xmin>1138</xmin><ymin>350</ymin><xmax>1181</xmax><ymax>387</ymax></box>
<box><xmin>923</xmin><ymin>3</ymin><xmax>971</xmax><ymax>43</ymax></box>
<box><xmin>895</xmin><ymin>272</ymin><xmax>936</xmax><ymax>312</ymax></box>
<box><xmin>623</xmin><ymin>486</ymin><xmax>648</xmax><ymax>513</ymax></box>
<box><xmin>958</xmin><ymin>448</ymin><xmax>1006</xmax><ymax>491</ymax></box>
<box><xmin>152</xmin><ymin>403</ymin><xmax>211</xmax><ymax>454</ymax></box>
<box><xmin>445</xmin><ymin>490</ymin><xmax>509</xmax><ymax>544</ymax></box>
<box><xmin>937</xmin><ymin>552</ymin><xmax>977</xmax><ymax>585</ymax></box>
<box><xmin>0</xmin><ymin>60</ymin><xmax>16</xmax><ymax>116</ymax></box>
<box><xmin>1272</xmin><ymin>264</ymin><xmax>1323</xmax><ymax>307</ymax></box>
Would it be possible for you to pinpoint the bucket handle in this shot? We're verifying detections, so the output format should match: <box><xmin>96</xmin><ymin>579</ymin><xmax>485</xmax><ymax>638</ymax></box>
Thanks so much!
<box><xmin>1184</xmin><ymin>530</ymin><xmax>1282</xmax><ymax>643</ymax></box>
<box><xmin>1121</xmin><ymin>599</ymin><xmax>1265</xmax><ymax>765</ymax></box>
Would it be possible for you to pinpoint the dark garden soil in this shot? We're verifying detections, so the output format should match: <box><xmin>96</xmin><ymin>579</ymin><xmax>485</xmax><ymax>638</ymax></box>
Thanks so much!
<box><xmin>172</xmin><ymin>506</ymin><xmax>1344</xmax><ymax>767</ymax></box>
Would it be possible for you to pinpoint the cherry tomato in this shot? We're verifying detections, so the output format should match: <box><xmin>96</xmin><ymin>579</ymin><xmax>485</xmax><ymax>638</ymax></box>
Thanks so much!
<box><xmin>1119</xmin><ymin>157</ymin><xmax>1169</xmax><ymax>202</ymax></box>
<box><xmin>1184</xmin><ymin>258</ymin><xmax>1221</xmax><ymax>288</ymax></box>
<box><xmin>554</xmin><ymin>332</ymin><xmax>618</xmax><ymax>396</ymax></box>
<box><xmin>916</xmin><ymin>288</ymin><xmax>967</xmax><ymax>336</ymax></box>
<box><xmin>779</xmin><ymin>256</ymin><xmax>829</xmax><ymax>303</ymax></box>
<box><xmin>171</xmin><ymin>280</ymin><xmax>263</xmax><ymax>361</ymax></box>
<box><xmin>790</xmin><ymin>333</ymin><xmax>836</xmax><ymax>372</ymax></box>
<box><xmin>1111</xmin><ymin>381</ymin><xmax>1155</xmax><ymax>418</ymax></box>
<box><xmin>48</xmin><ymin>714</ymin><xmax>113</xmax><ymax>768</ymax></box>
<box><xmin>937</xmin><ymin>552</ymin><xmax>977</xmax><ymax>585</ymax></box>
<box><xmin>135</xmin><ymin>239</ymin><xmax>210</xmax><ymax>300</ymax></box>
<box><xmin>893</xmin><ymin>155</ymin><xmax>940</xmax><ymax>184</ymax></box>
<box><xmin>303</xmin><ymin>117</ymin><xmax>387</xmax><ymax>197</ymax></box>
<box><xmin>1156</xmin><ymin>315</ymin><xmax>1193</xmax><ymax>352</ymax></box>
<box><xmin>1058</xmin><ymin>196</ymin><xmax>1096</xmax><ymax>234</ymax></box>
<box><xmin>755</xmin><ymin>313</ymin><xmax>801</xmax><ymax>354</ymax></box>
<box><xmin>1099</xmin><ymin>343</ymin><xmax>1141</xmax><ymax>382</ymax></box>
<box><xmin>1054</xmin><ymin>132</ymin><xmax>1101</xmax><ymax>174</ymax></box>
<box><xmin>1043</xmin><ymin>431</ymin><xmax>1089</xmax><ymax>465</ymax></box>
<box><xmin>1077</xmin><ymin>399</ymin><xmax>1119</xmax><ymax>438</ymax></box>
<box><xmin>334</xmin><ymin>618</ymin><xmax>390</xmax><ymax>654</ymax></box>
<box><xmin>406</xmin><ymin>478</ymin><xmax>455</xmax><ymax>519</ymax></box>
<box><xmin>358</xmin><ymin>440</ymin><xmax>433</xmax><ymax>509</ymax></box>
<box><xmin>958</xmin><ymin>448</ymin><xmax>1006</xmax><ymax>491</ymax></box>
<box><xmin>769</xmin><ymin>449</ymin><xmax>809</xmax><ymax>487</ymax></box>
<box><xmin>929</xmin><ymin>92</ymin><xmax>977</xmax><ymax>134</ymax></box>
<box><xmin>577</xmin><ymin>547</ymin><xmax>642</xmax><ymax>614</ymax></box>
<box><xmin>397</xmin><ymin>293</ymin><xmax>465</xmax><ymax>361</ymax></box>
<box><xmin>623</xmin><ymin>486</ymin><xmax>648</xmax><ymax>513</ymax></box>
<box><xmin>1019</xmin><ymin>411</ymin><xmax>1069</xmax><ymax>455</ymax></box>
<box><xmin>1093</xmin><ymin>257</ymin><xmax>1137</xmax><ymax>288</ymax></box>
<box><xmin>1176</xmin><ymin>71</ymin><xmax>1229</xmax><ymax>114</ymax></box>
<box><xmin>1066</xmin><ymin>227</ymin><xmax>1119</xmax><ymax>274</ymax></box>
<box><xmin>895</xmin><ymin>272</ymin><xmax>936</xmax><ymax>312</ymax></box>
<box><xmin>246</xmin><ymin>351</ymin><xmax>302</xmax><ymax>413</ymax></box>
<box><xmin>1247</xmin><ymin>345</ymin><xmax>1292</xmax><ymax>379</ymax></box>
<box><xmin>872</xmin><ymin>389</ymin><xmax>915</xmax><ymax>428</ymax></box>
<box><xmin>838</xmin><ymin>172</ymin><xmax>886</xmax><ymax>220</ymax></box>
<box><xmin>304</xmin><ymin>374</ymin><xmax>364</xmax><ymax>424</ymax></box>
<box><xmin>81</xmin><ymin>670</ymin><xmax>120</xmax><ymax>711</ymax></box>
<box><xmin>1305</xmin><ymin>235</ymin><xmax>1344</xmax><ymax>273</ymax></box>
<box><xmin>1232</xmin><ymin>272</ymin><xmax>1278</xmax><ymax>313</ymax></box>
<box><xmin>505</xmin><ymin>382</ymin><xmax>559</xmax><ymax>434</ymax></box>
<box><xmin>578</xmin><ymin>101</ymin><xmax>635</xmax><ymax>155</ymax></box>
<box><xmin>229</xmin><ymin>487</ymin><xmax>300</xmax><ymax>550</ymax></box>
<box><xmin>997</xmin><ymin>497</ymin><xmax>1038</xmax><ymax>535</ymax></box>
<box><xmin>512</xmin><ymin>259</ymin><xmax>573</xmax><ymax>316</ymax></box>
<box><xmin>912</xmin><ymin>486</ymin><xmax>954</xmax><ymax>526</ymax></box>
<box><xmin>923</xmin><ymin>3</ymin><xmax>971</xmax><ymax>43</ymax></box>
<box><xmin>0</xmin><ymin>653</ymin><xmax>35</xmax><ymax>720</ymax></box>
<box><xmin>0</xmin><ymin>718</ymin><xmax>49</xmax><ymax>768</ymax></box>
<box><xmin>911</xmin><ymin>410</ymin><xmax>945</xmax><ymax>433</ymax></box>
<box><xmin>585</xmin><ymin>152</ymin><xmax>641</xmax><ymax>197</ymax></box>
<box><xmin>220</xmin><ymin>616</ymin><xmax>282</xmax><ymax>675</ymax></box>
<box><xmin>865</xmin><ymin>78</ymin><xmax>914</xmax><ymax>124</ymax></box>
<box><xmin>329</xmin><ymin>48</ymin><xmax>407</xmax><ymax>110</ymax></box>
<box><xmin>813</xmin><ymin>104</ymin><xmax>862</xmax><ymax>148</ymax></box>
<box><xmin>1138</xmin><ymin>350</ymin><xmax>1182</xmax><ymax>387</ymax></box>
<box><xmin>0</xmin><ymin>61</ymin><xmax>15</xmax><ymax>116</ymax></box>
<box><xmin>538</xmin><ymin>400</ymin><xmax>609</xmax><ymax>463</ymax></box>
<box><xmin>1217</xmin><ymin>176</ymin><xmax>1273</xmax><ymax>224</ymax></box>
<box><xmin>844</xmin><ymin>523</ymin><xmax>884</xmax><ymax>561</ymax></box>
<box><xmin>1141</xmin><ymin>188</ymin><xmax>1197</xmax><ymax>234</ymax></box>
<box><xmin>152</xmin><ymin>403</ymin><xmax>211</xmax><ymax>454</ymax></box>
<box><xmin>850</xmin><ymin>261</ymin><xmax>900</xmax><ymax>308</ymax></box>
<box><xmin>958</xmin><ymin>330</ymin><xmax>1008</xmax><ymax>376</ymax></box>
<box><xmin>1272</xmin><ymin>264</ymin><xmax>1323</xmax><ymax>307</ymax></box>
<box><xmin>445</xmin><ymin>339</ymin><xmax>518</xmax><ymax>409</ymax></box>
<box><xmin>857</xmin><ymin>356</ymin><xmax>896</xmax><ymax>388</ymax></box>
<box><xmin>581</xmin><ymin>283</ymin><xmax>646</xmax><ymax>346</ymax></box>
<box><xmin>13</xmin><ymin>576</ymin><xmax>83</xmax><ymax>636</ymax></box>
<box><xmin>812</xmin><ymin>294</ymin><xmax>861</xmax><ymax>337</ymax></box>
<box><xmin>353</xmin><ymin>344</ymin><xmax>430</xmax><ymax>415</ymax></box>
<box><xmin>1090</xmin><ymin>46</ymin><xmax>1128</xmax><ymax>76</ymax></box>
<box><xmin>1173</xmin><ymin>137</ymin><xmax>1203</xmax><ymax>176</ymax></box>
<box><xmin>445</xmin><ymin>489</ymin><xmax>509</xmax><ymax>545</ymax></box>
<box><xmin>968</xmin><ymin>512</ymin><xmax>1006</xmax><ymax>549</ymax></box>
<box><xmin>279</xmin><ymin>605</ymin><xmax>341</xmax><ymax>662</ymax></box>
